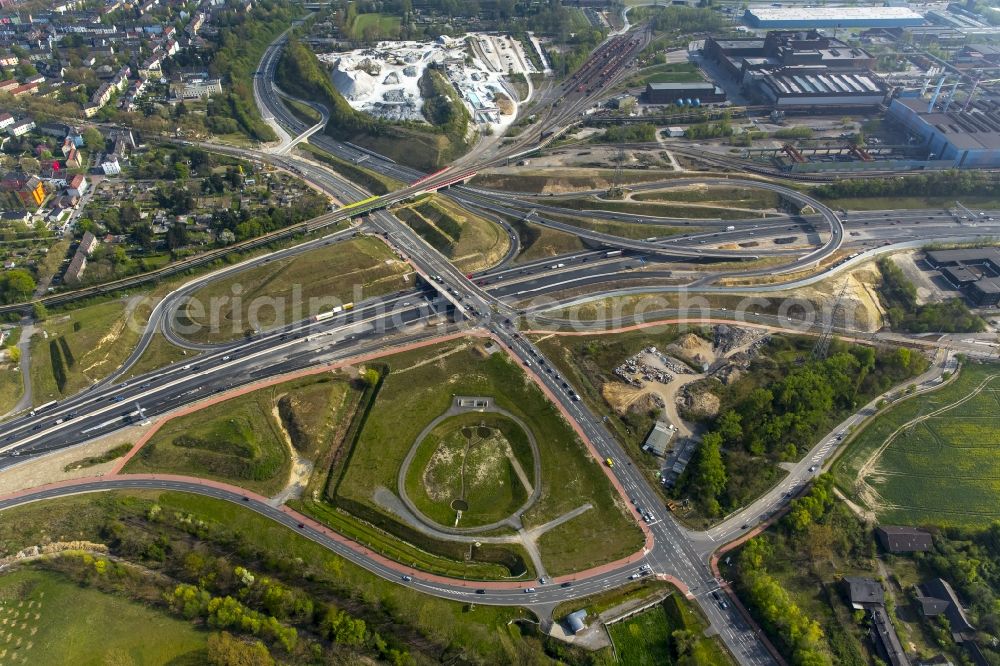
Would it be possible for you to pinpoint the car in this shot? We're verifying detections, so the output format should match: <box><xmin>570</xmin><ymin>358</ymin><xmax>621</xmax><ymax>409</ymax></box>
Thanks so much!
<box><xmin>182</xmin><ymin>364</ymin><xmax>192</xmax><ymax>370</ymax></box>
<box><xmin>401</xmin><ymin>575</ymin><xmax>412</xmax><ymax>582</ymax></box>
<box><xmin>719</xmin><ymin>600</ymin><xmax>729</xmax><ymax>609</ymax></box>
<box><xmin>475</xmin><ymin>589</ymin><xmax>486</xmax><ymax>594</ymax></box>
<box><xmin>523</xmin><ymin>588</ymin><xmax>536</xmax><ymax>594</ymax></box>
<box><xmin>297</xmin><ymin>523</ymin><xmax>305</xmax><ymax>529</ymax></box>
<box><xmin>808</xmin><ymin>465</ymin><xmax>818</xmax><ymax>472</ymax></box>
<box><xmin>222</xmin><ymin>355</ymin><xmax>231</xmax><ymax>361</ymax></box>
<box><xmin>242</xmin><ymin>496</ymin><xmax>250</xmax><ymax>502</ymax></box>
<box><xmin>539</xmin><ymin>577</ymin><xmax>547</xmax><ymax>585</ymax></box>
<box><xmin>560</xmin><ymin>582</ymin><xmax>572</xmax><ymax>588</ymax></box>
<box><xmin>741</xmin><ymin>523</ymin><xmax>749</xmax><ymax>529</ymax></box>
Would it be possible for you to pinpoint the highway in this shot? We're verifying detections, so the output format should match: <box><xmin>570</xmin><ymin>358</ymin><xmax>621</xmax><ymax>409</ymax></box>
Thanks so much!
<box><xmin>3</xmin><ymin>22</ymin><xmax>997</xmax><ymax>666</ymax></box>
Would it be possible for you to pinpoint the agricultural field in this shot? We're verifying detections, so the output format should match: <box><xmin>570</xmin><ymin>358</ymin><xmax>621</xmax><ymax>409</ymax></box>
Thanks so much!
<box><xmin>326</xmin><ymin>338</ymin><xmax>644</xmax><ymax>577</ymax></box>
<box><xmin>124</xmin><ymin>373</ymin><xmax>357</xmax><ymax>496</ymax></box>
<box><xmin>835</xmin><ymin>360</ymin><xmax>1000</xmax><ymax>526</ymax></box>
<box><xmin>176</xmin><ymin>236</ymin><xmax>412</xmax><ymax>343</ymax></box>
<box><xmin>345</xmin><ymin>12</ymin><xmax>402</xmax><ymax>40</ymax></box>
<box><xmin>0</xmin><ymin>567</ymin><xmax>206</xmax><ymax>664</ymax></box>
<box><xmin>404</xmin><ymin>412</ymin><xmax>534</xmax><ymax>528</ymax></box>
<box><xmin>394</xmin><ymin>196</ymin><xmax>510</xmax><ymax>272</ymax></box>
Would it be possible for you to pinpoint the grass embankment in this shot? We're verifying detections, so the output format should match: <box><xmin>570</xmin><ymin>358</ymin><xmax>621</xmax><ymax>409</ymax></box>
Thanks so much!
<box><xmin>633</xmin><ymin>185</ymin><xmax>781</xmax><ymax>211</ymax></box>
<box><xmin>394</xmin><ymin>195</ymin><xmax>510</xmax><ymax>272</ymax></box>
<box><xmin>471</xmin><ymin>168</ymin><xmax>680</xmax><ymax>194</ymax></box>
<box><xmin>0</xmin><ymin>327</ymin><xmax>22</xmax><ymax>414</ymax></box>
<box><xmin>545</xmin><ymin>211</ymin><xmax>692</xmax><ymax>240</ymax></box>
<box><xmin>551</xmin><ymin>196</ymin><xmax>775</xmax><ymax>220</ymax></box>
<box><xmin>0</xmin><ymin>491</ymin><xmax>553</xmax><ymax>664</ymax></box>
<box><xmin>297</xmin><ymin>143</ymin><xmax>404</xmax><ymax>195</ymax></box>
<box><xmin>282</xmin><ymin>96</ymin><xmax>322</xmax><ymax>125</ymax></box>
<box><xmin>404</xmin><ymin>412</ymin><xmax>534</xmax><ymax>528</ymax></box>
<box><xmin>0</xmin><ymin>567</ymin><xmax>207</xmax><ymax>664</ymax></box>
<box><xmin>277</xmin><ymin>38</ymin><xmax>470</xmax><ymax>169</ymax></box>
<box><xmin>512</xmin><ymin>218</ymin><xmax>587</xmax><ymax>263</ymax></box>
<box><xmin>124</xmin><ymin>388</ymin><xmax>292</xmax><ymax>496</ymax></box>
<box><xmin>834</xmin><ymin>361</ymin><xmax>1000</xmax><ymax>527</ymax></box>
<box><xmin>64</xmin><ymin>443</ymin><xmax>132</xmax><ymax>472</ymax></box>
<box><xmin>176</xmin><ymin>236</ymin><xmax>412</xmax><ymax>343</ymax></box>
<box><xmin>328</xmin><ymin>339</ymin><xmax>644</xmax><ymax>576</ymax></box>
<box><xmin>124</xmin><ymin>374</ymin><xmax>355</xmax><ymax>496</ymax></box>
<box><xmin>821</xmin><ymin>195</ymin><xmax>1000</xmax><ymax>211</ymax></box>
<box><xmin>125</xmin><ymin>330</ymin><xmax>189</xmax><ymax>377</ymax></box>
<box><xmin>28</xmin><ymin>294</ymin><xmax>159</xmax><ymax>404</ymax></box>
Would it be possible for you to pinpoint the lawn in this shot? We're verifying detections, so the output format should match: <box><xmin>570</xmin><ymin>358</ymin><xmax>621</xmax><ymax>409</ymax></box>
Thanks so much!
<box><xmin>404</xmin><ymin>412</ymin><xmax>533</xmax><ymax>528</ymax></box>
<box><xmin>471</xmin><ymin>168</ymin><xmax>682</xmax><ymax>194</ymax></box>
<box><xmin>834</xmin><ymin>360</ymin><xmax>1000</xmax><ymax>527</ymax></box>
<box><xmin>395</xmin><ymin>195</ymin><xmax>510</xmax><ymax>272</ymax></box>
<box><xmin>0</xmin><ymin>567</ymin><xmax>206</xmax><ymax>665</ymax></box>
<box><xmin>123</xmin><ymin>374</ymin><xmax>355</xmax><ymax>496</ymax></box>
<box><xmin>177</xmin><ymin>236</ymin><xmax>412</xmax><ymax>343</ymax></box>
<box><xmin>332</xmin><ymin>338</ymin><xmax>644</xmax><ymax>576</ymax></box>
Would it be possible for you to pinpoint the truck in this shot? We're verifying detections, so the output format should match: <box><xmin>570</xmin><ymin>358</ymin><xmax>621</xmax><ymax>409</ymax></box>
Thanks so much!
<box><xmin>605</xmin><ymin>250</ymin><xmax>623</xmax><ymax>257</ymax></box>
<box><xmin>29</xmin><ymin>400</ymin><xmax>57</xmax><ymax>417</ymax></box>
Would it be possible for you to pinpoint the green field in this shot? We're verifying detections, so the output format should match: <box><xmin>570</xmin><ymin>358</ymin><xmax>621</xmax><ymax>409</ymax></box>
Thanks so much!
<box><xmin>550</xmin><ymin>196</ymin><xmax>776</xmax><ymax>221</ymax></box>
<box><xmin>624</xmin><ymin>62</ymin><xmax>704</xmax><ymax>88</ymax></box>
<box><xmin>124</xmin><ymin>374</ymin><xmax>355</xmax><ymax>496</ymax></box>
<box><xmin>347</xmin><ymin>12</ymin><xmax>401</xmax><ymax>40</ymax></box>
<box><xmin>177</xmin><ymin>236</ymin><xmax>412</xmax><ymax>343</ymax></box>
<box><xmin>606</xmin><ymin>594</ymin><xmax>732</xmax><ymax>665</ymax></box>
<box><xmin>405</xmin><ymin>413</ymin><xmax>533</xmax><ymax>528</ymax></box>
<box><xmin>835</xmin><ymin>361</ymin><xmax>1000</xmax><ymax>526</ymax></box>
<box><xmin>331</xmin><ymin>339</ymin><xmax>644</xmax><ymax>576</ymax></box>
<box><xmin>0</xmin><ymin>567</ymin><xmax>206</xmax><ymax>664</ymax></box>
<box><xmin>0</xmin><ymin>330</ymin><xmax>22</xmax><ymax>414</ymax></box>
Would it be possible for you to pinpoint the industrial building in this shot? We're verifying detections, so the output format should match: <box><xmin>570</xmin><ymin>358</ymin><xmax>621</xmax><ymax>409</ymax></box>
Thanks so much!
<box><xmin>703</xmin><ymin>32</ymin><xmax>886</xmax><ymax>108</ymax></box>
<box><xmin>705</xmin><ymin>31</ymin><xmax>875</xmax><ymax>81</ymax></box>
<box><xmin>887</xmin><ymin>95</ymin><xmax>1000</xmax><ymax>168</ymax></box>
<box><xmin>643</xmin><ymin>81</ymin><xmax>725</xmax><ymax>105</ymax></box>
<box><xmin>924</xmin><ymin>248</ymin><xmax>1000</xmax><ymax>306</ymax></box>
<box><xmin>743</xmin><ymin>6</ymin><xmax>925</xmax><ymax>29</ymax></box>
<box><xmin>751</xmin><ymin>68</ymin><xmax>887</xmax><ymax>107</ymax></box>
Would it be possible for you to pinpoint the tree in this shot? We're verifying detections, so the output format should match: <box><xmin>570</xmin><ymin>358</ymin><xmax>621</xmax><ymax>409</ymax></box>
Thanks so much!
<box><xmin>0</xmin><ymin>269</ymin><xmax>35</xmax><ymax>303</ymax></box>
<box><xmin>166</xmin><ymin>221</ymin><xmax>188</xmax><ymax>250</ymax></box>
<box><xmin>690</xmin><ymin>431</ymin><xmax>726</xmax><ymax>515</ymax></box>
<box><xmin>82</xmin><ymin>128</ymin><xmax>105</xmax><ymax>150</ymax></box>
<box><xmin>206</xmin><ymin>632</ymin><xmax>274</xmax><ymax>666</ymax></box>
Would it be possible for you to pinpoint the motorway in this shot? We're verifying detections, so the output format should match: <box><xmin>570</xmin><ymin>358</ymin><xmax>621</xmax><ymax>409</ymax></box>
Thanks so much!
<box><xmin>3</xmin><ymin>23</ymin><xmax>999</xmax><ymax>666</ymax></box>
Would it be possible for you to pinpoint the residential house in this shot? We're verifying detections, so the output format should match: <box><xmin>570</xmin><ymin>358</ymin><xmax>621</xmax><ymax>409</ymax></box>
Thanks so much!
<box><xmin>876</xmin><ymin>526</ymin><xmax>933</xmax><ymax>554</ymax></box>
<box><xmin>916</xmin><ymin>578</ymin><xmax>976</xmax><ymax>643</ymax></box>
<box><xmin>67</xmin><ymin>173</ymin><xmax>87</xmax><ymax>197</ymax></box>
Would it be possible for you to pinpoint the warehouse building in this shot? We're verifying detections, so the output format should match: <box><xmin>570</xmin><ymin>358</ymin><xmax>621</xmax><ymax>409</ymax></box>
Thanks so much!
<box><xmin>887</xmin><ymin>96</ymin><xmax>1000</xmax><ymax>168</ymax></box>
<box><xmin>644</xmin><ymin>81</ymin><xmax>726</xmax><ymax>105</ymax></box>
<box><xmin>743</xmin><ymin>6</ymin><xmax>925</xmax><ymax>29</ymax></box>
<box><xmin>924</xmin><ymin>248</ymin><xmax>1000</xmax><ymax>306</ymax></box>
<box><xmin>750</xmin><ymin>68</ymin><xmax>887</xmax><ymax>107</ymax></box>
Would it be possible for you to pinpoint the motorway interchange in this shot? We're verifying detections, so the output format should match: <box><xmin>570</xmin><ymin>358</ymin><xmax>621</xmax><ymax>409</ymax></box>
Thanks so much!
<box><xmin>3</xmin><ymin>25</ymin><xmax>1000</xmax><ymax>666</ymax></box>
